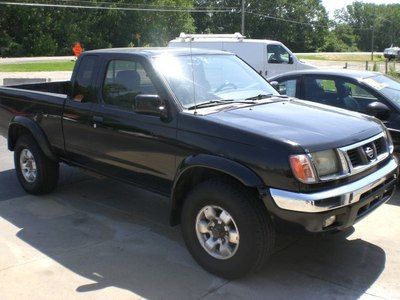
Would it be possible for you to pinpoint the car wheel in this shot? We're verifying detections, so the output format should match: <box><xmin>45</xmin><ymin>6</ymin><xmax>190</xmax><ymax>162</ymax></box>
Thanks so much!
<box><xmin>14</xmin><ymin>134</ymin><xmax>59</xmax><ymax>195</ymax></box>
<box><xmin>181</xmin><ymin>178</ymin><xmax>275</xmax><ymax>279</ymax></box>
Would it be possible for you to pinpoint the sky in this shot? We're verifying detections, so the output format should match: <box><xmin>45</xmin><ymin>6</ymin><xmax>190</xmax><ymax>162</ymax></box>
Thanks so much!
<box><xmin>322</xmin><ymin>0</ymin><xmax>400</xmax><ymax>18</ymax></box>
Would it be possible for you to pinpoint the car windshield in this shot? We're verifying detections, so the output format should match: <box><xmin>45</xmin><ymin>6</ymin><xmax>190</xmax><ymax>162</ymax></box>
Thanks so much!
<box><xmin>362</xmin><ymin>75</ymin><xmax>400</xmax><ymax>107</ymax></box>
<box><xmin>152</xmin><ymin>54</ymin><xmax>279</xmax><ymax>109</ymax></box>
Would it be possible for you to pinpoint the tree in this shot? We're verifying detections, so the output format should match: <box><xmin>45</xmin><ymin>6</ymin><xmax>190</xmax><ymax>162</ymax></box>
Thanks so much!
<box><xmin>334</xmin><ymin>2</ymin><xmax>400</xmax><ymax>51</ymax></box>
<box><xmin>319</xmin><ymin>24</ymin><xmax>358</xmax><ymax>52</ymax></box>
<box><xmin>192</xmin><ymin>0</ymin><xmax>330</xmax><ymax>52</ymax></box>
<box><xmin>0</xmin><ymin>0</ymin><xmax>195</xmax><ymax>56</ymax></box>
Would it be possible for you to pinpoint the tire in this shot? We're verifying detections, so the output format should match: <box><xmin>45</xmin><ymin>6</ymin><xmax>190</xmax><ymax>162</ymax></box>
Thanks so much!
<box><xmin>14</xmin><ymin>134</ymin><xmax>59</xmax><ymax>195</ymax></box>
<box><xmin>181</xmin><ymin>178</ymin><xmax>275</xmax><ymax>279</ymax></box>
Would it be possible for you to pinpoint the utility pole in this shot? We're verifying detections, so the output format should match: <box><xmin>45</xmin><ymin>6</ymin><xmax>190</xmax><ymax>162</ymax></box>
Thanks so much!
<box><xmin>241</xmin><ymin>0</ymin><xmax>245</xmax><ymax>35</ymax></box>
<box><xmin>391</xmin><ymin>21</ymin><xmax>394</xmax><ymax>45</ymax></box>
<box><xmin>371</xmin><ymin>24</ymin><xmax>375</xmax><ymax>61</ymax></box>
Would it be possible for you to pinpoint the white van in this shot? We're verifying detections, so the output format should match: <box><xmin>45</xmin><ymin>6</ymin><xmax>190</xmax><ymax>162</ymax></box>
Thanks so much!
<box><xmin>168</xmin><ymin>33</ymin><xmax>316</xmax><ymax>79</ymax></box>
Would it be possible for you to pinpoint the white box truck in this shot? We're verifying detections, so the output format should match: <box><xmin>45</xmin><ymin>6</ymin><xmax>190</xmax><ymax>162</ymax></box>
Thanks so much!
<box><xmin>168</xmin><ymin>33</ymin><xmax>316</xmax><ymax>79</ymax></box>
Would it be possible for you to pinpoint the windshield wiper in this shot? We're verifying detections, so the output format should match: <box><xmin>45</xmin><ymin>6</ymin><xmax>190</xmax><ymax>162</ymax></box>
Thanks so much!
<box><xmin>245</xmin><ymin>94</ymin><xmax>290</xmax><ymax>101</ymax></box>
<box><xmin>187</xmin><ymin>99</ymin><xmax>235</xmax><ymax>110</ymax></box>
<box><xmin>245</xmin><ymin>93</ymin><xmax>274</xmax><ymax>100</ymax></box>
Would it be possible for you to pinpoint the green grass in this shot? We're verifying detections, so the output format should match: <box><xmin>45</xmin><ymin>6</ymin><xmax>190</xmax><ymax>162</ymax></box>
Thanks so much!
<box><xmin>297</xmin><ymin>53</ymin><xmax>386</xmax><ymax>62</ymax></box>
<box><xmin>0</xmin><ymin>60</ymin><xmax>75</xmax><ymax>72</ymax></box>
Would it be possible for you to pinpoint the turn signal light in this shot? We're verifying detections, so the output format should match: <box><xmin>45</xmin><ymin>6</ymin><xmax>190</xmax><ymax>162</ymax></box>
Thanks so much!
<box><xmin>289</xmin><ymin>154</ymin><xmax>317</xmax><ymax>184</ymax></box>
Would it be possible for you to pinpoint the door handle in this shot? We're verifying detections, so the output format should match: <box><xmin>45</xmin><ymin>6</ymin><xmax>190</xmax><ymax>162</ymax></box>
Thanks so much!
<box><xmin>92</xmin><ymin>116</ymin><xmax>103</xmax><ymax>128</ymax></box>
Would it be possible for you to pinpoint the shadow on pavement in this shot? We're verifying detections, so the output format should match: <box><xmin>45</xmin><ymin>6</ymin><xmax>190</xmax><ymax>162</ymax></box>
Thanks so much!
<box><xmin>0</xmin><ymin>165</ymin><xmax>387</xmax><ymax>299</ymax></box>
<box><xmin>0</xmin><ymin>169</ymin><xmax>26</xmax><ymax>201</ymax></box>
<box><xmin>387</xmin><ymin>189</ymin><xmax>400</xmax><ymax>206</ymax></box>
<box><xmin>0</xmin><ymin>126</ymin><xmax>7</xmax><ymax>138</ymax></box>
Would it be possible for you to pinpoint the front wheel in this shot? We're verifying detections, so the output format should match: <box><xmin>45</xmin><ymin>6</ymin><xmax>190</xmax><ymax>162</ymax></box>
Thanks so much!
<box><xmin>14</xmin><ymin>134</ymin><xmax>59</xmax><ymax>195</ymax></box>
<box><xmin>181</xmin><ymin>178</ymin><xmax>275</xmax><ymax>279</ymax></box>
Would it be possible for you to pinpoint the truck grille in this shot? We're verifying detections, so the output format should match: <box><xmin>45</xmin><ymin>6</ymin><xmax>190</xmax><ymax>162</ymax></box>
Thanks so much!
<box><xmin>347</xmin><ymin>148</ymin><xmax>361</xmax><ymax>166</ymax></box>
<box><xmin>340</xmin><ymin>133</ymin><xmax>389</xmax><ymax>175</ymax></box>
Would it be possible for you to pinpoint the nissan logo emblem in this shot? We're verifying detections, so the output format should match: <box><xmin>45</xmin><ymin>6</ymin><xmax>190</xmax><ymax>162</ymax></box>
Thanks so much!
<box><xmin>364</xmin><ymin>146</ymin><xmax>375</xmax><ymax>160</ymax></box>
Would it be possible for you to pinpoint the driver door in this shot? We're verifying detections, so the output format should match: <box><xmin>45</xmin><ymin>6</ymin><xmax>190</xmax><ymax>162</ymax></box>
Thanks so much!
<box><xmin>88</xmin><ymin>57</ymin><xmax>178</xmax><ymax>194</ymax></box>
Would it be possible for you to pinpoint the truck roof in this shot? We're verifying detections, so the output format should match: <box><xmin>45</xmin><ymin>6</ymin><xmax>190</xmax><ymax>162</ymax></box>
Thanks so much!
<box><xmin>269</xmin><ymin>69</ymin><xmax>381</xmax><ymax>81</ymax></box>
<box><xmin>170</xmin><ymin>38</ymin><xmax>282</xmax><ymax>44</ymax></box>
<box><xmin>169</xmin><ymin>32</ymin><xmax>282</xmax><ymax>44</ymax></box>
<box><xmin>85</xmin><ymin>47</ymin><xmax>230</xmax><ymax>57</ymax></box>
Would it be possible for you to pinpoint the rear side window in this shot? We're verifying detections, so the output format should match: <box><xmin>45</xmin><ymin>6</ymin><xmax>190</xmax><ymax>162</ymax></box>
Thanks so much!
<box><xmin>276</xmin><ymin>79</ymin><xmax>297</xmax><ymax>97</ymax></box>
<box><xmin>303</xmin><ymin>77</ymin><xmax>338</xmax><ymax>105</ymax></box>
<box><xmin>102</xmin><ymin>59</ymin><xmax>157</xmax><ymax>111</ymax></box>
<box><xmin>73</xmin><ymin>55</ymin><xmax>98</xmax><ymax>103</ymax></box>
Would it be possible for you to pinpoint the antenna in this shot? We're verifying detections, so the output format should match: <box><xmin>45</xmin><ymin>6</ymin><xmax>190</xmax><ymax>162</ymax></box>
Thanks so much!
<box><xmin>189</xmin><ymin>37</ymin><xmax>197</xmax><ymax>115</ymax></box>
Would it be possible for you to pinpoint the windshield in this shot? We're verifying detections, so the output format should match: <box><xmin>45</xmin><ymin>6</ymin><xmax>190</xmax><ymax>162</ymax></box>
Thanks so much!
<box><xmin>363</xmin><ymin>75</ymin><xmax>400</xmax><ymax>107</ymax></box>
<box><xmin>152</xmin><ymin>54</ymin><xmax>279</xmax><ymax>109</ymax></box>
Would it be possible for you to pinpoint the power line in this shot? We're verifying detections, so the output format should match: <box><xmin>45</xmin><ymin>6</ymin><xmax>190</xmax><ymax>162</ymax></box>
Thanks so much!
<box><xmin>54</xmin><ymin>0</ymin><xmax>239</xmax><ymax>10</ymax></box>
<box><xmin>247</xmin><ymin>11</ymin><xmax>374</xmax><ymax>31</ymax></box>
<box><xmin>0</xmin><ymin>1</ymin><xmax>378</xmax><ymax>32</ymax></box>
<box><xmin>247</xmin><ymin>11</ymin><xmax>329</xmax><ymax>28</ymax></box>
<box><xmin>0</xmin><ymin>1</ymin><xmax>237</xmax><ymax>13</ymax></box>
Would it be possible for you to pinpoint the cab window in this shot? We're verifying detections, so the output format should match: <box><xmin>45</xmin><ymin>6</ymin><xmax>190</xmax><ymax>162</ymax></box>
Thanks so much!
<box><xmin>73</xmin><ymin>55</ymin><xmax>99</xmax><ymax>103</ymax></box>
<box><xmin>267</xmin><ymin>44</ymin><xmax>290</xmax><ymax>64</ymax></box>
<box><xmin>102</xmin><ymin>60</ymin><xmax>157</xmax><ymax>111</ymax></box>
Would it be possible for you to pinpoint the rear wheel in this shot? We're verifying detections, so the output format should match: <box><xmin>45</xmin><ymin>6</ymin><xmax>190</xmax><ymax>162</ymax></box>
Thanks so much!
<box><xmin>14</xmin><ymin>134</ymin><xmax>59</xmax><ymax>195</ymax></box>
<box><xmin>181</xmin><ymin>178</ymin><xmax>275</xmax><ymax>279</ymax></box>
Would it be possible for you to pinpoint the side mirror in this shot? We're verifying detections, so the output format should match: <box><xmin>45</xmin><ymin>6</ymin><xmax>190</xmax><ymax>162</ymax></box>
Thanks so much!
<box><xmin>366</xmin><ymin>101</ymin><xmax>390</xmax><ymax>120</ymax></box>
<box><xmin>133</xmin><ymin>94</ymin><xmax>168</xmax><ymax>119</ymax></box>
<box><xmin>269</xmin><ymin>81</ymin><xmax>280</xmax><ymax>91</ymax></box>
<box><xmin>288</xmin><ymin>55</ymin><xmax>294</xmax><ymax>64</ymax></box>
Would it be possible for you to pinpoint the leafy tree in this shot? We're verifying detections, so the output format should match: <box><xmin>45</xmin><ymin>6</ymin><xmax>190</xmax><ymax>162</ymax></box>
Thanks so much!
<box><xmin>192</xmin><ymin>0</ymin><xmax>329</xmax><ymax>52</ymax></box>
<box><xmin>0</xmin><ymin>0</ymin><xmax>195</xmax><ymax>56</ymax></box>
<box><xmin>334</xmin><ymin>2</ymin><xmax>400</xmax><ymax>51</ymax></box>
<box><xmin>319</xmin><ymin>24</ymin><xmax>358</xmax><ymax>52</ymax></box>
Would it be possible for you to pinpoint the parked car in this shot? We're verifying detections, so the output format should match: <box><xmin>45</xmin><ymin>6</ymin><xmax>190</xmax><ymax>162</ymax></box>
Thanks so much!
<box><xmin>0</xmin><ymin>48</ymin><xmax>397</xmax><ymax>279</ymax></box>
<box><xmin>384</xmin><ymin>46</ymin><xmax>400</xmax><ymax>60</ymax></box>
<box><xmin>270</xmin><ymin>69</ymin><xmax>400</xmax><ymax>153</ymax></box>
<box><xmin>168</xmin><ymin>32</ymin><xmax>316</xmax><ymax>79</ymax></box>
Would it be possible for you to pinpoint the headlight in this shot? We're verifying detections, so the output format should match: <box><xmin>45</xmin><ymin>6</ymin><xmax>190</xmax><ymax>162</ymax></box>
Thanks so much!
<box><xmin>290</xmin><ymin>150</ymin><xmax>346</xmax><ymax>183</ymax></box>
<box><xmin>311</xmin><ymin>150</ymin><xmax>341</xmax><ymax>177</ymax></box>
<box><xmin>383</xmin><ymin>129</ymin><xmax>394</xmax><ymax>154</ymax></box>
<box><xmin>289</xmin><ymin>154</ymin><xmax>317</xmax><ymax>183</ymax></box>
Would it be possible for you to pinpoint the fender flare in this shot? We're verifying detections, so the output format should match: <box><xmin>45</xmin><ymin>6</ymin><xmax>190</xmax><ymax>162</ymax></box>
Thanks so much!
<box><xmin>8</xmin><ymin>116</ymin><xmax>58</xmax><ymax>161</ymax></box>
<box><xmin>169</xmin><ymin>154</ymin><xmax>264</xmax><ymax>225</ymax></box>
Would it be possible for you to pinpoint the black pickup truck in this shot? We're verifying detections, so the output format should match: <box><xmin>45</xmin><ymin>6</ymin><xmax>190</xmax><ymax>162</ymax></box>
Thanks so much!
<box><xmin>0</xmin><ymin>48</ymin><xmax>398</xmax><ymax>279</ymax></box>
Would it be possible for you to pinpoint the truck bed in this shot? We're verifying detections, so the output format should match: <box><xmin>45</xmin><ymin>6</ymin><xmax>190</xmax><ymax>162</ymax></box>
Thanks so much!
<box><xmin>0</xmin><ymin>81</ymin><xmax>69</xmax><ymax>150</ymax></box>
<box><xmin>4</xmin><ymin>81</ymin><xmax>70</xmax><ymax>95</ymax></box>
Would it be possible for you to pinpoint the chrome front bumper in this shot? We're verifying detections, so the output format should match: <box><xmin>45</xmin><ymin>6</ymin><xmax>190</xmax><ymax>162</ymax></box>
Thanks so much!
<box><xmin>270</xmin><ymin>158</ymin><xmax>398</xmax><ymax>213</ymax></box>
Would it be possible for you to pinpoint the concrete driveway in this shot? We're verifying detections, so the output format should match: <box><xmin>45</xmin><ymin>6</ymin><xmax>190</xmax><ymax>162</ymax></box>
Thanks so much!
<box><xmin>0</xmin><ymin>133</ymin><xmax>399</xmax><ymax>300</ymax></box>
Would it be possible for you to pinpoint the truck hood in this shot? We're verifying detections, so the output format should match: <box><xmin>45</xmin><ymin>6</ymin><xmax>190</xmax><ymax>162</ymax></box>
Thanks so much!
<box><xmin>204</xmin><ymin>99</ymin><xmax>383</xmax><ymax>152</ymax></box>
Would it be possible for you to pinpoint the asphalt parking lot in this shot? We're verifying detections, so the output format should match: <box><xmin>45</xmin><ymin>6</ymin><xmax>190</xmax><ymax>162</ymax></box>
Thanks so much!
<box><xmin>0</xmin><ymin>131</ymin><xmax>399</xmax><ymax>300</ymax></box>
